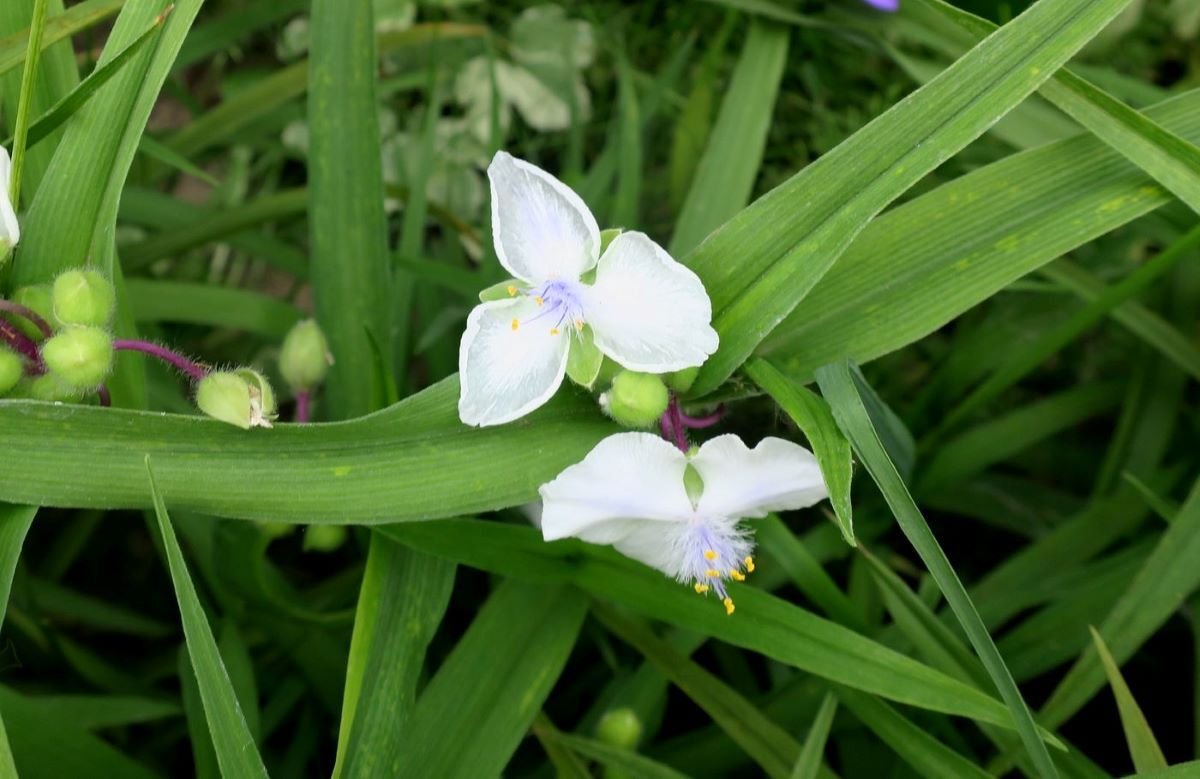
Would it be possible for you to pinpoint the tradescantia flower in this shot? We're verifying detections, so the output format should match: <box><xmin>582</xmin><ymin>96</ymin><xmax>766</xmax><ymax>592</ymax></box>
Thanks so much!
<box><xmin>540</xmin><ymin>432</ymin><xmax>829</xmax><ymax>614</ymax></box>
<box><xmin>458</xmin><ymin>152</ymin><xmax>717</xmax><ymax>426</ymax></box>
<box><xmin>0</xmin><ymin>146</ymin><xmax>19</xmax><ymax>255</ymax></box>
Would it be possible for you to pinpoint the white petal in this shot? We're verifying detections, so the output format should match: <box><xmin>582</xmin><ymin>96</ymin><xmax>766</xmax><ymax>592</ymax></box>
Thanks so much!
<box><xmin>583</xmin><ymin>232</ymin><xmax>717</xmax><ymax>372</ymax></box>
<box><xmin>488</xmin><ymin>151</ymin><xmax>599</xmax><ymax>283</ymax></box>
<box><xmin>539</xmin><ymin>432</ymin><xmax>692</xmax><ymax>542</ymax></box>
<box><xmin>0</xmin><ymin>147</ymin><xmax>18</xmax><ymax>246</ymax></box>
<box><xmin>692</xmin><ymin>435</ymin><xmax>828</xmax><ymax>519</ymax></box>
<box><xmin>458</xmin><ymin>298</ymin><xmax>570</xmax><ymax>427</ymax></box>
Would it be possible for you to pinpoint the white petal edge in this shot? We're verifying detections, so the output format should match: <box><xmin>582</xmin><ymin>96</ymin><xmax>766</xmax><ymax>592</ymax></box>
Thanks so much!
<box><xmin>458</xmin><ymin>298</ymin><xmax>571</xmax><ymax>427</ymax></box>
<box><xmin>488</xmin><ymin>151</ymin><xmax>600</xmax><ymax>283</ymax></box>
<box><xmin>539</xmin><ymin>432</ymin><xmax>693</xmax><ymax>543</ymax></box>
<box><xmin>0</xmin><ymin>147</ymin><xmax>18</xmax><ymax>246</ymax></box>
<box><xmin>691</xmin><ymin>435</ymin><xmax>828</xmax><ymax>519</ymax></box>
<box><xmin>583</xmin><ymin>231</ymin><xmax>717</xmax><ymax>372</ymax></box>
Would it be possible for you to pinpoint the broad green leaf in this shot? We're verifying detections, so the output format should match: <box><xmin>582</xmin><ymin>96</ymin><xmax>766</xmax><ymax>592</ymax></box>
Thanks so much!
<box><xmin>145</xmin><ymin>458</ymin><xmax>269</xmax><ymax>779</ymax></box>
<box><xmin>124</xmin><ymin>280</ymin><xmax>304</xmax><ymax>340</ymax></box>
<box><xmin>1089</xmin><ymin>627</ymin><xmax>1167</xmax><ymax>773</ymax></box>
<box><xmin>393</xmin><ymin>579</ymin><xmax>587</xmax><ymax>778</ymax></box>
<box><xmin>790</xmin><ymin>692</ymin><xmax>836</xmax><ymax>779</ymax></box>
<box><xmin>0</xmin><ymin>378</ymin><xmax>616</xmax><ymax>523</ymax></box>
<box><xmin>745</xmin><ymin>359</ymin><xmax>854</xmax><ymax>545</ymax></box>
<box><xmin>814</xmin><ymin>360</ymin><xmax>1056</xmax><ymax>777</ymax></box>
<box><xmin>835</xmin><ymin>686</ymin><xmax>992</xmax><ymax>779</ymax></box>
<box><xmin>596</xmin><ymin>604</ymin><xmax>801</xmax><ymax>779</ymax></box>
<box><xmin>384</xmin><ymin>518</ymin><xmax>1054</xmax><ymax>733</ymax></box>
<box><xmin>669</xmin><ymin>19</ymin><xmax>788</xmax><ymax>257</ymax></box>
<box><xmin>0</xmin><ymin>0</ymin><xmax>120</xmax><ymax>79</ymax></box>
<box><xmin>686</xmin><ymin>0</ymin><xmax>1133</xmax><ymax>396</ymax></box>
<box><xmin>762</xmin><ymin>90</ymin><xmax>1200</xmax><ymax>378</ymax></box>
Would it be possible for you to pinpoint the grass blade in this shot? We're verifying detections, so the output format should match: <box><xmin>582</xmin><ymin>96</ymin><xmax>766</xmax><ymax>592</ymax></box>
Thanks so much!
<box><xmin>145</xmin><ymin>457</ymin><xmax>268</xmax><ymax>779</ymax></box>
<box><xmin>1089</xmin><ymin>627</ymin><xmax>1168</xmax><ymax>773</ymax></box>
<box><xmin>0</xmin><ymin>0</ymin><xmax>120</xmax><ymax>78</ymax></box>
<box><xmin>790</xmin><ymin>692</ymin><xmax>836</xmax><ymax>779</ymax></box>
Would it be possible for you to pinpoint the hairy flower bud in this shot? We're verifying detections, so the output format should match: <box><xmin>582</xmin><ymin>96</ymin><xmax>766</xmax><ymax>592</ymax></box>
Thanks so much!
<box><xmin>0</xmin><ymin>347</ymin><xmax>21</xmax><ymax>395</ymax></box>
<box><xmin>41</xmin><ymin>327</ymin><xmax>114</xmax><ymax>389</ymax></box>
<box><xmin>599</xmin><ymin>370</ymin><xmax>668</xmax><ymax>429</ymax></box>
<box><xmin>25</xmin><ymin>373</ymin><xmax>83</xmax><ymax>402</ymax></box>
<box><xmin>196</xmin><ymin>370</ymin><xmax>277</xmax><ymax>430</ymax></box>
<box><xmin>52</xmin><ymin>269</ymin><xmax>115</xmax><ymax>327</ymax></box>
<box><xmin>279</xmin><ymin>319</ymin><xmax>332</xmax><ymax>391</ymax></box>
<box><xmin>8</xmin><ymin>285</ymin><xmax>53</xmax><ymax>340</ymax></box>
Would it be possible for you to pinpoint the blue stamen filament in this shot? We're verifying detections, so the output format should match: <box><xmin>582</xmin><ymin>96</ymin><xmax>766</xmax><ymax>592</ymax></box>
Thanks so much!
<box><xmin>509</xmin><ymin>280</ymin><xmax>586</xmax><ymax>338</ymax></box>
<box><xmin>678</xmin><ymin>518</ymin><xmax>754</xmax><ymax>616</ymax></box>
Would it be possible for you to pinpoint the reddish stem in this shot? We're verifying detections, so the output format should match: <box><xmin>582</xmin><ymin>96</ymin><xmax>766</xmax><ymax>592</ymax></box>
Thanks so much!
<box><xmin>0</xmin><ymin>300</ymin><xmax>52</xmax><ymax>339</ymax></box>
<box><xmin>113</xmin><ymin>339</ymin><xmax>207</xmax><ymax>382</ymax></box>
<box><xmin>294</xmin><ymin>390</ymin><xmax>311</xmax><ymax>424</ymax></box>
<box><xmin>678</xmin><ymin>403</ymin><xmax>726</xmax><ymax>429</ymax></box>
<box><xmin>0</xmin><ymin>318</ymin><xmax>43</xmax><ymax>372</ymax></box>
<box><xmin>96</xmin><ymin>385</ymin><xmax>111</xmax><ymax>407</ymax></box>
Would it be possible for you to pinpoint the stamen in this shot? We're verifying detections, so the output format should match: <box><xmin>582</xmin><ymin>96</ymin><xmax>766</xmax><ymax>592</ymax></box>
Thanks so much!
<box><xmin>703</xmin><ymin>550</ymin><xmax>717</xmax><ymax>561</ymax></box>
<box><xmin>511</xmin><ymin>319</ymin><xmax>519</xmax><ymax>331</ymax></box>
<box><xmin>550</xmin><ymin>327</ymin><xmax>559</xmax><ymax>335</ymax></box>
<box><xmin>535</xmin><ymin>296</ymin><xmax>544</xmax><ymax>306</ymax></box>
<box><xmin>705</xmin><ymin>569</ymin><xmax>720</xmax><ymax>578</ymax></box>
<box><xmin>729</xmin><ymin>570</ymin><xmax>746</xmax><ymax>582</ymax></box>
<box><xmin>744</xmin><ymin>556</ymin><xmax>755</xmax><ymax>573</ymax></box>
<box><xmin>506</xmin><ymin>285</ymin><xmax>517</xmax><ymax>296</ymax></box>
<box><xmin>693</xmin><ymin>583</ymin><xmax>709</xmax><ymax>594</ymax></box>
<box><xmin>723</xmin><ymin>598</ymin><xmax>735</xmax><ymax>616</ymax></box>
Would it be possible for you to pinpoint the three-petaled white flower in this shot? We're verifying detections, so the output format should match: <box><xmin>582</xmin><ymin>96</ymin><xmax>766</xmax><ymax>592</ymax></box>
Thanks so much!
<box><xmin>540</xmin><ymin>432</ymin><xmax>829</xmax><ymax>614</ymax></box>
<box><xmin>0</xmin><ymin>147</ymin><xmax>19</xmax><ymax>253</ymax></box>
<box><xmin>458</xmin><ymin>152</ymin><xmax>718</xmax><ymax>427</ymax></box>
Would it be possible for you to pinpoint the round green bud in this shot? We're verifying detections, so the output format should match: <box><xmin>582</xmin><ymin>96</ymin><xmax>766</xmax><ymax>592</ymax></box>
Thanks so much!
<box><xmin>52</xmin><ymin>269</ymin><xmax>115</xmax><ymax>327</ymax></box>
<box><xmin>279</xmin><ymin>319</ymin><xmax>332</xmax><ymax>391</ymax></box>
<box><xmin>600</xmin><ymin>371</ymin><xmax>668</xmax><ymax>429</ymax></box>
<box><xmin>595</xmin><ymin>707</ymin><xmax>643</xmax><ymax>749</ymax></box>
<box><xmin>42</xmin><ymin>327</ymin><xmax>113</xmax><ymax>390</ymax></box>
<box><xmin>303</xmin><ymin>524</ymin><xmax>347</xmax><ymax>553</ymax></box>
<box><xmin>196</xmin><ymin>370</ymin><xmax>277</xmax><ymax>430</ymax></box>
<box><xmin>664</xmin><ymin>366</ymin><xmax>699</xmax><ymax>393</ymax></box>
<box><xmin>257</xmin><ymin>520</ymin><xmax>295</xmax><ymax>541</ymax></box>
<box><xmin>8</xmin><ymin>285</ymin><xmax>53</xmax><ymax>340</ymax></box>
<box><xmin>25</xmin><ymin>373</ymin><xmax>83</xmax><ymax>402</ymax></box>
<box><xmin>0</xmin><ymin>347</ymin><xmax>22</xmax><ymax>395</ymax></box>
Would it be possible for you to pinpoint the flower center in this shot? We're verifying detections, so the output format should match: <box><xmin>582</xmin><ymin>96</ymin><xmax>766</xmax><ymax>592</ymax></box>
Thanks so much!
<box><xmin>507</xmin><ymin>280</ymin><xmax>586</xmax><ymax>337</ymax></box>
<box><xmin>676</xmin><ymin>517</ymin><xmax>754</xmax><ymax>615</ymax></box>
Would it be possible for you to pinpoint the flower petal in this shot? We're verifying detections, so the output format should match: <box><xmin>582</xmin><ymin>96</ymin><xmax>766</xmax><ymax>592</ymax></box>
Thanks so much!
<box><xmin>692</xmin><ymin>435</ymin><xmax>828</xmax><ymax>519</ymax></box>
<box><xmin>0</xmin><ymin>147</ymin><xmax>19</xmax><ymax>246</ymax></box>
<box><xmin>488</xmin><ymin>151</ymin><xmax>600</xmax><ymax>283</ymax></box>
<box><xmin>583</xmin><ymin>232</ymin><xmax>718</xmax><ymax>372</ymax></box>
<box><xmin>458</xmin><ymin>298</ymin><xmax>571</xmax><ymax>427</ymax></box>
<box><xmin>539</xmin><ymin>432</ymin><xmax>692</xmax><ymax>542</ymax></box>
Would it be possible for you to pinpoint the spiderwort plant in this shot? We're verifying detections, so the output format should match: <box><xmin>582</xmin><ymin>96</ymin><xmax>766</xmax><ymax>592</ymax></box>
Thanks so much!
<box><xmin>0</xmin><ymin>146</ymin><xmax>19</xmax><ymax>261</ymax></box>
<box><xmin>540</xmin><ymin>433</ymin><xmax>829</xmax><ymax>614</ymax></box>
<box><xmin>458</xmin><ymin>152</ymin><xmax>718</xmax><ymax>427</ymax></box>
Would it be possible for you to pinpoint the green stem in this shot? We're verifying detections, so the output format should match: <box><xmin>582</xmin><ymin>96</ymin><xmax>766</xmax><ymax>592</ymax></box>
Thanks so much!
<box><xmin>9</xmin><ymin>0</ymin><xmax>50</xmax><ymax>208</ymax></box>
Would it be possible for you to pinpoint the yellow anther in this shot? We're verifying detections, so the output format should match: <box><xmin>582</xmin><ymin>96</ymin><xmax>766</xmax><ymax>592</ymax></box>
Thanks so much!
<box><xmin>744</xmin><ymin>556</ymin><xmax>755</xmax><ymax>573</ymax></box>
<box><xmin>506</xmin><ymin>285</ymin><xmax>517</xmax><ymax>297</ymax></box>
<box><xmin>705</xmin><ymin>569</ymin><xmax>720</xmax><ymax>578</ymax></box>
<box><xmin>703</xmin><ymin>549</ymin><xmax>717</xmax><ymax>561</ymax></box>
<box><xmin>535</xmin><ymin>296</ymin><xmax>545</xmax><ymax>306</ymax></box>
<box><xmin>510</xmin><ymin>319</ymin><xmax>519</xmax><ymax>331</ymax></box>
<box><xmin>550</xmin><ymin>327</ymin><xmax>560</xmax><ymax>335</ymax></box>
<box><xmin>729</xmin><ymin>570</ymin><xmax>746</xmax><ymax>582</ymax></box>
<box><xmin>693</xmin><ymin>583</ymin><xmax>709</xmax><ymax>594</ymax></box>
<box><xmin>723</xmin><ymin>597</ymin><xmax>735</xmax><ymax>616</ymax></box>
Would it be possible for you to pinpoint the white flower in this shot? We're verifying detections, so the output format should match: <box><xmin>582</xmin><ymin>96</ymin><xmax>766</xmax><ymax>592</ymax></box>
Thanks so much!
<box><xmin>0</xmin><ymin>146</ymin><xmax>19</xmax><ymax>252</ymax></box>
<box><xmin>539</xmin><ymin>432</ymin><xmax>829</xmax><ymax>614</ymax></box>
<box><xmin>458</xmin><ymin>152</ymin><xmax>718</xmax><ymax>427</ymax></box>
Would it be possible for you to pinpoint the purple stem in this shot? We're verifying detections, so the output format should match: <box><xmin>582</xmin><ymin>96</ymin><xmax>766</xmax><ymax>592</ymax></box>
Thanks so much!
<box><xmin>668</xmin><ymin>396</ymin><xmax>688</xmax><ymax>452</ymax></box>
<box><xmin>113</xmin><ymin>339</ymin><xmax>208</xmax><ymax>382</ymax></box>
<box><xmin>0</xmin><ymin>300</ymin><xmax>52</xmax><ymax>339</ymax></box>
<box><xmin>660</xmin><ymin>405</ymin><xmax>676</xmax><ymax>445</ymax></box>
<box><xmin>0</xmin><ymin>318</ymin><xmax>44</xmax><ymax>371</ymax></box>
<box><xmin>96</xmin><ymin>385</ymin><xmax>111</xmax><ymax>407</ymax></box>
<box><xmin>678</xmin><ymin>403</ymin><xmax>726</xmax><ymax>430</ymax></box>
<box><xmin>294</xmin><ymin>390</ymin><xmax>311</xmax><ymax>424</ymax></box>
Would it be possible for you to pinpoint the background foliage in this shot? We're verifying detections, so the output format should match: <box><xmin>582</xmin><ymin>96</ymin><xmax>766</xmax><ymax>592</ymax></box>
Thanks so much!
<box><xmin>0</xmin><ymin>0</ymin><xmax>1198</xmax><ymax>776</ymax></box>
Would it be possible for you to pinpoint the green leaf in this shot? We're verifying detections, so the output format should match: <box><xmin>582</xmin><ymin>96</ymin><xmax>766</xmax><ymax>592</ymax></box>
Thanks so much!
<box><xmin>565</xmin><ymin>326</ymin><xmax>604</xmax><ymax>388</ymax></box>
<box><xmin>124</xmin><ymin>280</ymin><xmax>303</xmax><ymax>339</ymax></box>
<box><xmin>669</xmin><ymin>19</ymin><xmax>787</xmax><ymax>257</ymax></box>
<box><xmin>537</xmin><ymin>727</ymin><xmax>689</xmax><ymax>779</ymax></box>
<box><xmin>0</xmin><ymin>505</ymin><xmax>34</xmax><ymax>633</ymax></box>
<box><xmin>814</xmin><ymin>360</ymin><xmax>1057</xmax><ymax>777</ymax></box>
<box><xmin>392</xmin><ymin>579</ymin><xmax>587</xmax><ymax>778</ymax></box>
<box><xmin>756</xmin><ymin>516</ymin><xmax>866</xmax><ymax>631</ymax></box>
<box><xmin>145</xmin><ymin>457</ymin><xmax>269</xmax><ymax>779</ymax></box>
<box><xmin>745</xmin><ymin>359</ymin><xmax>854</xmax><ymax>545</ymax></box>
<box><xmin>790</xmin><ymin>692</ymin><xmax>836</xmax><ymax>779</ymax></box>
<box><xmin>0</xmin><ymin>0</ymin><xmax>120</xmax><ymax>79</ymax></box>
<box><xmin>1088</xmin><ymin>627</ymin><xmax>1168</xmax><ymax>773</ymax></box>
<box><xmin>687</xmin><ymin>0</ymin><xmax>1133</xmax><ymax>396</ymax></box>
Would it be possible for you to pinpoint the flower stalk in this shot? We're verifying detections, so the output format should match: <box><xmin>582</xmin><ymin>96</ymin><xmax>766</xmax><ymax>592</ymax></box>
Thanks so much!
<box><xmin>112</xmin><ymin>339</ymin><xmax>208</xmax><ymax>382</ymax></box>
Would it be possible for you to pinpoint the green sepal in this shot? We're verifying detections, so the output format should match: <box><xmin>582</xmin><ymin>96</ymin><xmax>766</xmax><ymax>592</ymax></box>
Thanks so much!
<box><xmin>478</xmin><ymin>279</ymin><xmax>523</xmax><ymax>303</ymax></box>
<box><xmin>565</xmin><ymin>326</ymin><xmax>603</xmax><ymax>388</ymax></box>
<box><xmin>665</xmin><ymin>366</ymin><xmax>699</xmax><ymax>393</ymax></box>
<box><xmin>598</xmin><ymin>227</ymin><xmax>623</xmax><ymax>255</ymax></box>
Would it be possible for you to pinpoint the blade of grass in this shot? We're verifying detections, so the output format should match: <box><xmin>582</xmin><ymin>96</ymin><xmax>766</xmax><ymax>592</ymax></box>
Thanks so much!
<box><xmin>145</xmin><ymin>457</ymin><xmax>268</xmax><ymax>779</ymax></box>
<box><xmin>7</xmin><ymin>0</ymin><xmax>49</xmax><ymax>210</ymax></box>
<box><xmin>0</xmin><ymin>0</ymin><xmax>121</xmax><ymax>78</ymax></box>
<box><xmin>124</xmin><ymin>279</ymin><xmax>303</xmax><ymax>339</ymax></box>
<box><xmin>813</xmin><ymin>360</ymin><xmax>1057</xmax><ymax>777</ymax></box>
<box><xmin>1089</xmin><ymin>627</ymin><xmax>1168</xmax><ymax>773</ymax></box>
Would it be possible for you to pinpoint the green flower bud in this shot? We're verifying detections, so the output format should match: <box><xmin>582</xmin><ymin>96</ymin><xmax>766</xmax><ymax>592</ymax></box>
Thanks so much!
<box><xmin>258</xmin><ymin>520</ymin><xmax>295</xmax><ymax>541</ymax></box>
<box><xmin>25</xmin><ymin>373</ymin><xmax>83</xmax><ymax>402</ymax></box>
<box><xmin>595</xmin><ymin>707</ymin><xmax>643</xmax><ymax>749</ymax></box>
<box><xmin>599</xmin><ymin>371</ymin><xmax>668</xmax><ymax>429</ymax></box>
<box><xmin>196</xmin><ymin>370</ymin><xmax>277</xmax><ymax>430</ymax></box>
<box><xmin>52</xmin><ymin>269</ymin><xmax>115</xmax><ymax>327</ymax></box>
<box><xmin>279</xmin><ymin>319</ymin><xmax>332</xmax><ymax>391</ymax></box>
<box><xmin>8</xmin><ymin>285</ymin><xmax>53</xmax><ymax>340</ymax></box>
<box><xmin>664</xmin><ymin>366</ymin><xmax>699</xmax><ymax>393</ymax></box>
<box><xmin>0</xmin><ymin>347</ymin><xmax>22</xmax><ymax>395</ymax></box>
<box><xmin>303</xmin><ymin>524</ymin><xmax>347</xmax><ymax>553</ymax></box>
<box><xmin>41</xmin><ymin>327</ymin><xmax>114</xmax><ymax>389</ymax></box>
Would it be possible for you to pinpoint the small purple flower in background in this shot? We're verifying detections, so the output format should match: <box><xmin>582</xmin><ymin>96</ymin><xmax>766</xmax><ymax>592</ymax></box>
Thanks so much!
<box><xmin>863</xmin><ymin>0</ymin><xmax>899</xmax><ymax>10</ymax></box>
